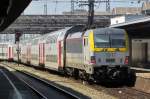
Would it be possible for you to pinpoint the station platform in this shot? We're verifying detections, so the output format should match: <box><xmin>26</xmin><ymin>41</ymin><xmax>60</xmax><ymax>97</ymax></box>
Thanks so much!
<box><xmin>131</xmin><ymin>67</ymin><xmax>150</xmax><ymax>78</ymax></box>
<box><xmin>131</xmin><ymin>67</ymin><xmax>150</xmax><ymax>93</ymax></box>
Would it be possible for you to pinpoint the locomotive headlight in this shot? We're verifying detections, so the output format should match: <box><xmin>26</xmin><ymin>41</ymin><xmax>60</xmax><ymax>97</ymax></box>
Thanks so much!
<box><xmin>124</xmin><ymin>56</ymin><xmax>129</xmax><ymax>65</ymax></box>
<box><xmin>90</xmin><ymin>56</ymin><xmax>96</xmax><ymax>64</ymax></box>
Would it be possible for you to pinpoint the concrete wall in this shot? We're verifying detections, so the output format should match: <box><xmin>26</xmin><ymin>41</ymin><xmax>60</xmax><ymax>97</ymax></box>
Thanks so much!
<box><xmin>132</xmin><ymin>39</ymin><xmax>150</xmax><ymax>68</ymax></box>
<box><xmin>132</xmin><ymin>42</ymin><xmax>144</xmax><ymax>66</ymax></box>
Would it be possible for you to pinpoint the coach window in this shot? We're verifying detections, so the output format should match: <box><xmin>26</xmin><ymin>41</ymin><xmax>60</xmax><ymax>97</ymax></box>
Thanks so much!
<box><xmin>54</xmin><ymin>39</ymin><xmax>56</xmax><ymax>43</ymax></box>
<box><xmin>51</xmin><ymin>39</ymin><xmax>53</xmax><ymax>43</ymax></box>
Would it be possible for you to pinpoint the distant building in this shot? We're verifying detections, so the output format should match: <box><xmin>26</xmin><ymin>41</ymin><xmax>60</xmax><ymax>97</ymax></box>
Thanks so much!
<box><xmin>94</xmin><ymin>11</ymin><xmax>111</xmax><ymax>15</ymax></box>
<box><xmin>0</xmin><ymin>34</ymin><xmax>40</xmax><ymax>43</ymax></box>
<box><xmin>112</xmin><ymin>7</ymin><xmax>141</xmax><ymax>15</ymax></box>
<box><xmin>20</xmin><ymin>34</ymin><xmax>41</xmax><ymax>41</ymax></box>
<box><xmin>63</xmin><ymin>9</ymin><xmax>88</xmax><ymax>15</ymax></box>
<box><xmin>0</xmin><ymin>34</ymin><xmax>15</xmax><ymax>43</ymax></box>
<box><xmin>63</xmin><ymin>7</ymin><xmax>143</xmax><ymax>16</ymax></box>
<box><xmin>142</xmin><ymin>2</ymin><xmax>150</xmax><ymax>15</ymax></box>
<box><xmin>63</xmin><ymin>9</ymin><xmax>111</xmax><ymax>15</ymax></box>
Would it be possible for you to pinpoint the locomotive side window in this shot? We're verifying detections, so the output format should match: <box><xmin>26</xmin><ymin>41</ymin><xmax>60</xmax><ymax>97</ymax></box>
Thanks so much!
<box><xmin>84</xmin><ymin>38</ymin><xmax>85</xmax><ymax>46</ymax></box>
<box><xmin>66</xmin><ymin>39</ymin><xmax>82</xmax><ymax>53</ymax></box>
<box><xmin>84</xmin><ymin>38</ymin><xmax>88</xmax><ymax>46</ymax></box>
<box><xmin>86</xmin><ymin>38</ymin><xmax>88</xmax><ymax>46</ymax></box>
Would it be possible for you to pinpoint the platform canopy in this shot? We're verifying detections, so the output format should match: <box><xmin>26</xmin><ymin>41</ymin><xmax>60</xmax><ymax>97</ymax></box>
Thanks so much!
<box><xmin>110</xmin><ymin>16</ymin><xmax>150</xmax><ymax>38</ymax></box>
<box><xmin>0</xmin><ymin>0</ymin><xmax>31</xmax><ymax>32</ymax></box>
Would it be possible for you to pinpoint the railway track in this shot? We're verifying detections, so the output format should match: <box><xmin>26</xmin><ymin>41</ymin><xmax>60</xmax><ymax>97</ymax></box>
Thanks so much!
<box><xmin>90</xmin><ymin>84</ymin><xmax>150</xmax><ymax>99</ymax></box>
<box><xmin>2</xmin><ymin>64</ymin><xmax>85</xmax><ymax>99</ymax></box>
<box><xmin>67</xmin><ymin>75</ymin><xmax>150</xmax><ymax>99</ymax></box>
<box><xmin>0</xmin><ymin>67</ymin><xmax>44</xmax><ymax>99</ymax></box>
<box><xmin>2</xmin><ymin>62</ymin><xmax>150</xmax><ymax>99</ymax></box>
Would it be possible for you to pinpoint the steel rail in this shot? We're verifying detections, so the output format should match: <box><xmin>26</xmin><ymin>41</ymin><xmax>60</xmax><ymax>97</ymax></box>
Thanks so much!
<box><xmin>2</xmin><ymin>63</ymin><xmax>81</xmax><ymax>99</ymax></box>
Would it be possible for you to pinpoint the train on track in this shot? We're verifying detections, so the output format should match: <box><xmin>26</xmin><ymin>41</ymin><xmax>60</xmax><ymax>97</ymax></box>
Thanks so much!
<box><xmin>0</xmin><ymin>25</ymin><xmax>135</xmax><ymax>84</ymax></box>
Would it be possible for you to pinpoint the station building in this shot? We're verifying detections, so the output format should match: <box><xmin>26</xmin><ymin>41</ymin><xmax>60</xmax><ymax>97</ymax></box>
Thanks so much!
<box><xmin>110</xmin><ymin>15</ymin><xmax>150</xmax><ymax>68</ymax></box>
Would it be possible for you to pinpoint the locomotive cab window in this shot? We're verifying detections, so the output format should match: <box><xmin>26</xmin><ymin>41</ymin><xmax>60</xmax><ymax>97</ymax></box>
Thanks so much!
<box><xmin>94</xmin><ymin>29</ymin><xmax>126</xmax><ymax>48</ymax></box>
<box><xmin>110</xmin><ymin>34</ymin><xmax>125</xmax><ymax>48</ymax></box>
<box><xmin>94</xmin><ymin>34</ymin><xmax>109</xmax><ymax>48</ymax></box>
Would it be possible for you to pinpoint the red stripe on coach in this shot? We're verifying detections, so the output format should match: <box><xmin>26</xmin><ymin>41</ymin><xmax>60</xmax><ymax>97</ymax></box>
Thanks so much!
<box><xmin>43</xmin><ymin>43</ymin><xmax>45</xmax><ymax>64</ymax></box>
<box><xmin>58</xmin><ymin>41</ymin><xmax>61</xmax><ymax>67</ymax></box>
<box><xmin>8</xmin><ymin>47</ymin><xmax>11</xmax><ymax>59</ymax></box>
<box><xmin>39</xmin><ymin>44</ymin><xmax>41</xmax><ymax>63</ymax></box>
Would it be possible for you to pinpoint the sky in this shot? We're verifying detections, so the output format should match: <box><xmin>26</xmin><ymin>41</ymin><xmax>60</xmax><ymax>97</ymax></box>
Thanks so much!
<box><xmin>23</xmin><ymin>0</ymin><xmax>144</xmax><ymax>15</ymax></box>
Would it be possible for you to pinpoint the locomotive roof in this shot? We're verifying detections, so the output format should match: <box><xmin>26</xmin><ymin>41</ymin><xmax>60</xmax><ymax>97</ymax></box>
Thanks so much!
<box><xmin>93</xmin><ymin>28</ymin><xmax>125</xmax><ymax>34</ymax></box>
<box><xmin>83</xmin><ymin>28</ymin><xmax>125</xmax><ymax>37</ymax></box>
<box><xmin>67</xmin><ymin>32</ymin><xmax>83</xmax><ymax>39</ymax></box>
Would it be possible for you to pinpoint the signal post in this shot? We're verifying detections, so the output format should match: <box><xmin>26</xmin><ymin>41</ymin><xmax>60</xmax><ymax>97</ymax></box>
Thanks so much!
<box><xmin>15</xmin><ymin>31</ymin><xmax>22</xmax><ymax>66</ymax></box>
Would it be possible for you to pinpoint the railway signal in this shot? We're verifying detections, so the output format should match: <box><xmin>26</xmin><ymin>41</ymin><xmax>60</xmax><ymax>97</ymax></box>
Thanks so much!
<box><xmin>15</xmin><ymin>32</ymin><xmax>22</xmax><ymax>43</ymax></box>
<box><xmin>15</xmin><ymin>31</ymin><xmax>22</xmax><ymax>66</ymax></box>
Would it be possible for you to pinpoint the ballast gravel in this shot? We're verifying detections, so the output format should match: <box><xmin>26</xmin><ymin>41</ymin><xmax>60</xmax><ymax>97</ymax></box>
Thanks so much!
<box><xmin>2</xmin><ymin>62</ymin><xmax>117</xmax><ymax>99</ymax></box>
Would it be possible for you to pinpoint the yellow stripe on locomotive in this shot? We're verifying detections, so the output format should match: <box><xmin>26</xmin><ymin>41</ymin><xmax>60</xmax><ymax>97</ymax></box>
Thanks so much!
<box><xmin>88</xmin><ymin>29</ymin><xmax>129</xmax><ymax>52</ymax></box>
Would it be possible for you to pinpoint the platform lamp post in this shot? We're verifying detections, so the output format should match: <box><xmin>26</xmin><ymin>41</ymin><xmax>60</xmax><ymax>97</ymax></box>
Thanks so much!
<box><xmin>15</xmin><ymin>31</ymin><xmax>22</xmax><ymax>66</ymax></box>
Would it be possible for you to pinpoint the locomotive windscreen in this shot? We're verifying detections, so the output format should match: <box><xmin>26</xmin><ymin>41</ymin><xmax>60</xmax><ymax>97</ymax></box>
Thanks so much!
<box><xmin>110</xmin><ymin>34</ymin><xmax>125</xmax><ymax>48</ymax></box>
<box><xmin>94</xmin><ymin>28</ymin><xmax>126</xmax><ymax>48</ymax></box>
<box><xmin>94</xmin><ymin>34</ymin><xmax>109</xmax><ymax>48</ymax></box>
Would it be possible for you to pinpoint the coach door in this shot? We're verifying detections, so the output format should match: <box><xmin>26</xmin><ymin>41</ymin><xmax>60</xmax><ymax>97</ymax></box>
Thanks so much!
<box><xmin>8</xmin><ymin>46</ymin><xmax>13</xmax><ymax>61</ymax></box>
<box><xmin>83</xmin><ymin>37</ymin><xmax>90</xmax><ymax>64</ymax></box>
<box><xmin>27</xmin><ymin>45</ymin><xmax>31</xmax><ymax>64</ymax></box>
<box><xmin>39</xmin><ymin>43</ymin><xmax>45</xmax><ymax>66</ymax></box>
<box><xmin>57</xmin><ymin>41</ymin><xmax>63</xmax><ymax>68</ymax></box>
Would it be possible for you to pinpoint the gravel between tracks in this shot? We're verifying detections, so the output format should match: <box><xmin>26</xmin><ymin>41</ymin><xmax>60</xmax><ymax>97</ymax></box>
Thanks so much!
<box><xmin>1</xmin><ymin>62</ymin><xmax>117</xmax><ymax>99</ymax></box>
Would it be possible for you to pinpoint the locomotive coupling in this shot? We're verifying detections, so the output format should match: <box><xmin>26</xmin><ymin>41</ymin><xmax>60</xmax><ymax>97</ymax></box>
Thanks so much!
<box><xmin>107</xmin><ymin>68</ymin><xmax>121</xmax><ymax>79</ymax></box>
